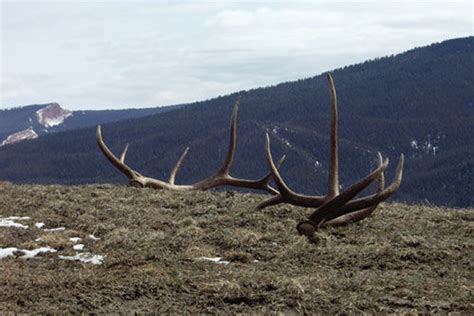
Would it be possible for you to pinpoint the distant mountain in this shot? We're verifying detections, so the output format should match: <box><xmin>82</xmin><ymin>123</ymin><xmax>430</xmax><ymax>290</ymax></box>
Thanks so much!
<box><xmin>0</xmin><ymin>103</ymin><xmax>182</xmax><ymax>146</ymax></box>
<box><xmin>0</xmin><ymin>37</ymin><xmax>472</xmax><ymax>207</ymax></box>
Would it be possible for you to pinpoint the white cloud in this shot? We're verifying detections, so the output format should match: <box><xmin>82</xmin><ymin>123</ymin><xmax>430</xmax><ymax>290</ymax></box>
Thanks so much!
<box><xmin>0</xmin><ymin>1</ymin><xmax>472</xmax><ymax>110</ymax></box>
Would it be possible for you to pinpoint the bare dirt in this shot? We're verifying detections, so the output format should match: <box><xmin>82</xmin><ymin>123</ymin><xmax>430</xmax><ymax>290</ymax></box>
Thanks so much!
<box><xmin>0</xmin><ymin>181</ymin><xmax>472</xmax><ymax>314</ymax></box>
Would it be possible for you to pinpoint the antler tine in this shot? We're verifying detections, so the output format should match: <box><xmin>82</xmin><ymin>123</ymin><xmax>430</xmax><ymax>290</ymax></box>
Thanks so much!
<box><xmin>264</xmin><ymin>133</ymin><xmax>294</xmax><ymax>197</ymax></box>
<box><xmin>256</xmin><ymin>133</ymin><xmax>326</xmax><ymax>210</ymax></box>
<box><xmin>322</xmin><ymin>152</ymin><xmax>385</xmax><ymax>227</ymax></box>
<box><xmin>304</xmin><ymin>157</ymin><xmax>389</xmax><ymax>227</ymax></box>
<box><xmin>191</xmin><ymin>97</ymin><xmax>287</xmax><ymax>194</ymax></box>
<box><xmin>376</xmin><ymin>152</ymin><xmax>385</xmax><ymax>190</ymax></box>
<box><xmin>228</xmin><ymin>154</ymin><xmax>287</xmax><ymax>198</ymax></box>
<box><xmin>331</xmin><ymin>153</ymin><xmax>404</xmax><ymax>217</ymax></box>
<box><xmin>254</xmin><ymin>153</ymin><xmax>288</xmax><ymax>209</ymax></box>
<box><xmin>119</xmin><ymin>144</ymin><xmax>129</xmax><ymax>163</ymax></box>
<box><xmin>96</xmin><ymin>125</ymin><xmax>136</xmax><ymax>179</ymax></box>
<box><xmin>217</xmin><ymin>96</ymin><xmax>240</xmax><ymax>176</ymax></box>
<box><xmin>168</xmin><ymin>147</ymin><xmax>190</xmax><ymax>185</ymax></box>
<box><xmin>253</xmin><ymin>154</ymin><xmax>286</xmax><ymax>194</ymax></box>
<box><xmin>327</xmin><ymin>73</ymin><xmax>339</xmax><ymax>198</ymax></box>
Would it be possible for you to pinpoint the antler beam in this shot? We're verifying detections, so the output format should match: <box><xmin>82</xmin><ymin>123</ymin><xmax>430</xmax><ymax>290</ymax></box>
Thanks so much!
<box><xmin>259</xmin><ymin>73</ymin><xmax>404</xmax><ymax>242</ymax></box>
<box><xmin>96</xmin><ymin>98</ymin><xmax>285</xmax><ymax>194</ymax></box>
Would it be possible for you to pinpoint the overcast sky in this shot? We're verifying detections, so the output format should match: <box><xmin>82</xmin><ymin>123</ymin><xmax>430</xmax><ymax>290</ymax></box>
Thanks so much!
<box><xmin>1</xmin><ymin>1</ymin><xmax>472</xmax><ymax>110</ymax></box>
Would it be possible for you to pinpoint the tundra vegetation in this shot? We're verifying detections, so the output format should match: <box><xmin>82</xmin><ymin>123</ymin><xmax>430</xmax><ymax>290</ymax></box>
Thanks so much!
<box><xmin>0</xmin><ymin>182</ymin><xmax>472</xmax><ymax>313</ymax></box>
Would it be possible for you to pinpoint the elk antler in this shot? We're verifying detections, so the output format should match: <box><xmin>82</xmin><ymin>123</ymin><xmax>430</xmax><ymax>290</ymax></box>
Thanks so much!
<box><xmin>97</xmin><ymin>98</ymin><xmax>285</xmax><ymax>194</ymax></box>
<box><xmin>259</xmin><ymin>73</ymin><xmax>404</xmax><ymax>242</ymax></box>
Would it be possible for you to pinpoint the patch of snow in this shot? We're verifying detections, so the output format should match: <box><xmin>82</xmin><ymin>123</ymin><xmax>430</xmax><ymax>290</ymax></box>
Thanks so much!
<box><xmin>0</xmin><ymin>246</ymin><xmax>57</xmax><ymax>260</ymax></box>
<box><xmin>59</xmin><ymin>253</ymin><xmax>104</xmax><ymax>265</ymax></box>
<box><xmin>0</xmin><ymin>127</ymin><xmax>38</xmax><ymax>146</ymax></box>
<box><xmin>282</xmin><ymin>138</ymin><xmax>292</xmax><ymax>148</ymax></box>
<box><xmin>410</xmin><ymin>136</ymin><xmax>441</xmax><ymax>156</ymax></box>
<box><xmin>268</xmin><ymin>128</ymin><xmax>293</xmax><ymax>150</ymax></box>
<box><xmin>69</xmin><ymin>237</ymin><xmax>81</xmax><ymax>243</ymax></box>
<box><xmin>44</xmin><ymin>227</ymin><xmax>65</xmax><ymax>232</ymax></box>
<box><xmin>0</xmin><ymin>218</ymin><xmax>29</xmax><ymax>229</ymax></box>
<box><xmin>198</xmin><ymin>257</ymin><xmax>230</xmax><ymax>265</ymax></box>
<box><xmin>73</xmin><ymin>244</ymin><xmax>85</xmax><ymax>251</ymax></box>
<box><xmin>36</xmin><ymin>103</ymin><xmax>72</xmax><ymax>128</ymax></box>
<box><xmin>35</xmin><ymin>222</ymin><xmax>45</xmax><ymax>229</ymax></box>
<box><xmin>89</xmin><ymin>234</ymin><xmax>100</xmax><ymax>241</ymax></box>
<box><xmin>0</xmin><ymin>247</ymin><xmax>19</xmax><ymax>259</ymax></box>
<box><xmin>21</xmin><ymin>247</ymin><xmax>57</xmax><ymax>259</ymax></box>
<box><xmin>43</xmin><ymin>116</ymin><xmax>68</xmax><ymax>127</ymax></box>
<box><xmin>4</xmin><ymin>216</ymin><xmax>31</xmax><ymax>220</ymax></box>
<box><xmin>35</xmin><ymin>238</ymin><xmax>43</xmax><ymax>242</ymax></box>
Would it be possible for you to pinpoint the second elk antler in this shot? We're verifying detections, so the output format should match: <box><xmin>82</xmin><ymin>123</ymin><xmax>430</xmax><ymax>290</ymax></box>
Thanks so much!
<box><xmin>96</xmin><ymin>98</ymin><xmax>284</xmax><ymax>194</ymax></box>
<box><xmin>260</xmin><ymin>74</ymin><xmax>404</xmax><ymax>242</ymax></box>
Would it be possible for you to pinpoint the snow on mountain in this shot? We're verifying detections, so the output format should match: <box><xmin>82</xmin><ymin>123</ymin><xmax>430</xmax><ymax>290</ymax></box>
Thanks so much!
<box><xmin>0</xmin><ymin>102</ymin><xmax>175</xmax><ymax>146</ymax></box>
<box><xmin>36</xmin><ymin>103</ymin><xmax>73</xmax><ymax>128</ymax></box>
<box><xmin>410</xmin><ymin>134</ymin><xmax>442</xmax><ymax>157</ymax></box>
<box><xmin>1</xmin><ymin>127</ymin><xmax>38</xmax><ymax>146</ymax></box>
<box><xmin>0</xmin><ymin>103</ymin><xmax>72</xmax><ymax>146</ymax></box>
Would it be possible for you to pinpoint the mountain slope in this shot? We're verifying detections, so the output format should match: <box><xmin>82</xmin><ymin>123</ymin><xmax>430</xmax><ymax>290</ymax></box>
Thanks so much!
<box><xmin>0</xmin><ymin>103</ymin><xmax>182</xmax><ymax>145</ymax></box>
<box><xmin>0</xmin><ymin>37</ymin><xmax>472</xmax><ymax>207</ymax></box>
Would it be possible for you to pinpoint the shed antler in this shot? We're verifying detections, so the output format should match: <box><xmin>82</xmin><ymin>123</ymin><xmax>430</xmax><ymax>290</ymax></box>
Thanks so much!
<box><xmin>97</xmin><ymin>98</ymin><xmax>285</xmax><ymax>194</ymax></box>
<box><xmin>260</xmin><ymin>73</ymin><xmax>404</xmax><ymax>242</ymax></box>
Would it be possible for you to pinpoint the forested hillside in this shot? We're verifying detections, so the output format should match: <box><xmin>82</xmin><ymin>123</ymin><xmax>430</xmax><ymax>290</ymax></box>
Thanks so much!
<box><xmin>0</xmin><ymin>37</ymin><xmax>472</xmax><ymax>207</ymax></box>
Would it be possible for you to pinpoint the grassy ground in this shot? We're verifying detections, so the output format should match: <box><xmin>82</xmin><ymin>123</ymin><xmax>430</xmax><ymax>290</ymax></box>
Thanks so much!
<box><xmin>0</xmin><ymin>181</ymin><xmax>472</xmax><ymax>314</ymax></box>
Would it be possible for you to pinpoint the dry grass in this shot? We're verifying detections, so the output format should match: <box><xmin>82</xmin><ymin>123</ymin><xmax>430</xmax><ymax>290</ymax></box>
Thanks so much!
<box><xmin>0</xmin><ymin>181</ymin><xmax>473</xmax><ymax>314</ymax></box>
